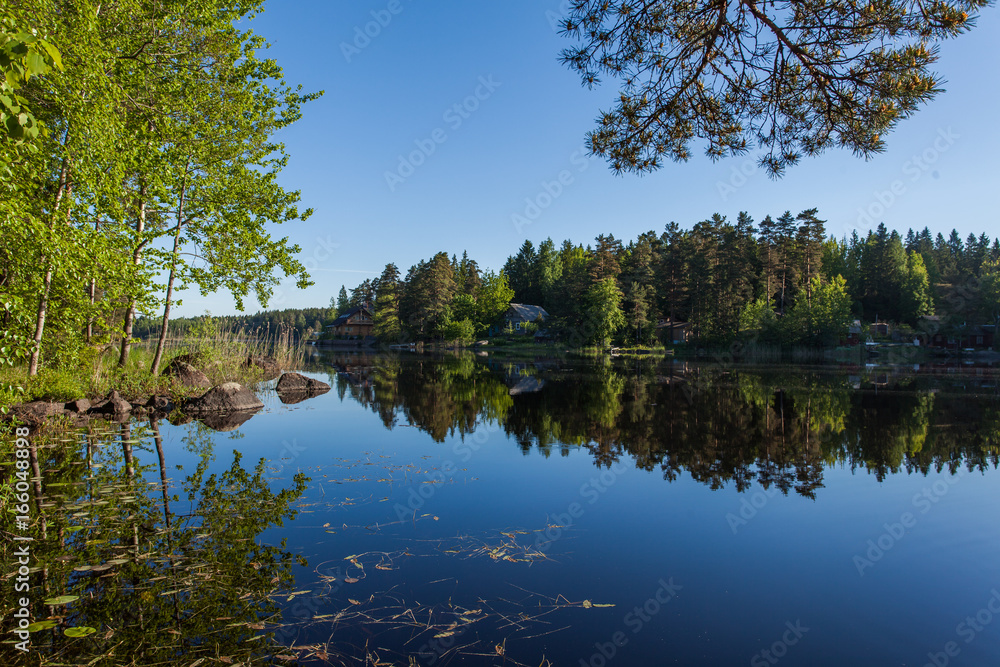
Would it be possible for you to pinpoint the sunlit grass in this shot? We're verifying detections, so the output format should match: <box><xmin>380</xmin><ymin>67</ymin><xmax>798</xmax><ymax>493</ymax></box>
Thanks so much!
<box><xmin>0</xmin><ymin>322</ymin><xmax>306</xmax><ymax>407</ymax></box>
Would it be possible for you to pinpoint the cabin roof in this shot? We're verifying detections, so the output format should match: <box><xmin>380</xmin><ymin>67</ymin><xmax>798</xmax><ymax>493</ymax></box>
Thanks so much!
<box><xmin>507</xmin><ymin>303</ymin><xmax>549</xmax><ymax>322</ymax></box>
<box><xmin>327</xmin><ymin>306</ymin><xmax>372</xmax><ymax>328</ymax></box>
<box><xmin>655</xmin><ymin>318</ymin><xmax>690</xmax><ymax>329</ymax></box>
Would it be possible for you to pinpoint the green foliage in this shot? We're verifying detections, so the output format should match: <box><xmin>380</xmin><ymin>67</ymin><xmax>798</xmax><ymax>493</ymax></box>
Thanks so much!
<box><xmin>0</xmin><ymin>13</ymin><xmax>60</xmax><ymax>144</ymax></box>
<box><xmin>790</xmin><ymin>275</ymin><xmax>854</xmax><ymax>345</ymax></box>
<box><xmin>399</xmin><ymin>252</ymin><xmax>457</xmax><ymax>337</ymax></box>
<box><xmin>899</xmin><ymin>251</ymin><xmax>934</xmax><ymax>322</ymax></box>
<box><xmin>739</xmin><ymin>297</ymin><xmax>781</xmax><ymax>342</ymax></box>
<box><xmin>439</xmin><ymin>317</ymin><xmax>476</xmax><ymax>343</ymax></box>
<box><xmin>585</xmin><ymin>278</ymin><xmax>625</xmax><ymax>347</ymax></box>
<box><xmin>341</xmin><ymin>214</ymin><xmax>996</xmax><ymax>350</ymax></box>
<box><xmin>560</xmin><ymin>0</ymin><xmax>988</xmax><ymax>177</ymax></box>
<box><xmin>470</xmin><ymin>270</ymin><xmax>515</xmax><ymax>337</ymax></box>
<box><xmin>374</xmin><ymin>263</ymin><xmax>402</xmax><ymax>342</ymax></box>
<box><xmin>0</xmin><ymin>300</ymin><xmax>31</xmax><ymax>411</ymax></box>
<box><xmin>0</xmin><ymin>423</ymin><xmax>310</xmax><ymax>666</ymax></box>
<box><xmin>2</xmin><ymin>1</ymin><xmax>319</xmax><ymax>379</ymax></box>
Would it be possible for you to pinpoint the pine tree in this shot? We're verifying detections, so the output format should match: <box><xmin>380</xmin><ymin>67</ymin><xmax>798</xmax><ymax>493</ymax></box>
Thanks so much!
<box><xmin>535</xmin><ymin>238</ymin><xmax>564</xmax><ymax>308</ymax></box>
<box><xmin>559</xmin><ymin>0</ymin><xmax>983</xmax><ymax>177</ymax></box>
<box><xmin>656</xmin><ymin>222</ymin><xmax>689</xmax><ymax>322</ymax></box>
<box><xmin>773</xmin><ymin>211</ymin><xmax>799</xmax><ymax>315</ymax></box>
<box><xmin>589</xmin><ymin>234</ymin><xmax>622</xmax><ymax>283</ymax></box>
<box><xmin>337</xmin><ymin>285</ymin><xmax>349</xmax><ymax>312</ymax></box>
<box><xmin>503</xmin><ymin>240</ymin><xmax>539</xmax><ymax>303</ymax></box>
<box><xmin>349</xmin><ymin>279</ymin><xmax>374</xmax><ymax>308</ymax></box>
<box><xmin>374</xmin><ymin>263</ymin><xmax>401</xmax><ymax>341</ymax></box>
<box><xmin>795</xmin><ymin>208</ymin><xmax>826</xmax><ymax>304</ymax></box>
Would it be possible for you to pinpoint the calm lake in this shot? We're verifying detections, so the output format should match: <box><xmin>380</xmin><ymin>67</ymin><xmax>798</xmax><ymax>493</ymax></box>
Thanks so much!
<box><xmin>6</xmin><ymin>352</ymin><xmax>1000</xmax><ymax>666</ymax></box>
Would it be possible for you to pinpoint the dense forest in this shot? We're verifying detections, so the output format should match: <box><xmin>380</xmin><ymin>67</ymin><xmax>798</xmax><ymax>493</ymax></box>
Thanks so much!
<box><xmin>336</xmin><ymin>212</ymin><xmax>1000</xmax><ymax>347</ymax></box>
<box><xmin>153</xmin><ymin>214</ymin><xmax>1000</xmax><ymax>350</ymax></box>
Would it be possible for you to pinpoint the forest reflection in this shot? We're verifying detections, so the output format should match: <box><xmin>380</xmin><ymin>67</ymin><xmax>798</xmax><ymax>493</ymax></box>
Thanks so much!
<box><xmin>0</xmin><ymin>421</ymin><xmax>308</xmax><ymax>666</ymax></box>
<box><xmin>317</xmin><ymin>351</ymin><xmax>1000</xmax><ymax>498</ymax></box>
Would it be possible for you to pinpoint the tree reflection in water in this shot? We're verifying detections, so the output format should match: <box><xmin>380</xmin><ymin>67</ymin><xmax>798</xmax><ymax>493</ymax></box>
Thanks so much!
<box><xmin>0</xmin><ymin>420</ymin><xmax>308</xmax><ymax>666</ymax></box>
<box><xmin>318</xmin><ymin>351</ymin><xmax>1000</xmax><ymax>498</ymax></box>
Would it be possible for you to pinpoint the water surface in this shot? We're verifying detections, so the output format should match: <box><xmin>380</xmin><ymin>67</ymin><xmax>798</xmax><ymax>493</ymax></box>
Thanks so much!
<box><xmin>5</xmin><ymin>352</ymin><xmax>999</xmax><ymax>666</ymax></box>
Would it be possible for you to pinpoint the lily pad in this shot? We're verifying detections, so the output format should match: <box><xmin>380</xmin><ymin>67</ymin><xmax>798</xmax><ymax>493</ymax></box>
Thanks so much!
<box><xmin>26</xmin><ymin>620</ymin><xmax>58</xmax><ymax>632</ymax></box>
<box><xmin>43</xmin><ymin>595</ymin><xmax>79</xmax><ymax>605</ymax></box>
<box><xmin>64</xmin><ymin>626</ymin><xmax>97</xmax><ymax>638</ymax></box>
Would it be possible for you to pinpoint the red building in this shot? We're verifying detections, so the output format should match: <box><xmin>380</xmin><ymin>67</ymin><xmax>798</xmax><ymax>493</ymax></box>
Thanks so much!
<box><xmin>917</xmin><ymin>316</ymin><xmax>996</xmax><ymax>350</ymax></box>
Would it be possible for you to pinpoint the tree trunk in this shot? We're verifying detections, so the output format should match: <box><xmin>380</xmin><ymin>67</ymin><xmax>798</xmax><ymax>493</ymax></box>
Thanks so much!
<box><xmin>151</xmin><ymin>418</ymin><xmax>172</xmax><ymax>528</ymax></box>
<box><xmin>119</xmin><ymin>185</ymin><xmax>148</xmax><ymax>366</ymax></box>
<box><xmin>27</xmin><ymin>133</ymin><xmax>72</xmax><ymax>376</ymax></box>
<box><xmin>86</xmin><ymin>278</ymin><xmax>96</xmax><ymax>343</ymax></box>
<box><xmin>85</xmin><ymin>220</ymin><xmax>99</xmax><ymax>343</ymax></box>
<box><xmin>150</xmin><ymin>164</ymin><xmax>189</xmax><ymax>375</ymax></box>
<box><xmin>28</xmin><ymin>270</ymin><xmax>52</xmax><ymax>376</ymax></box>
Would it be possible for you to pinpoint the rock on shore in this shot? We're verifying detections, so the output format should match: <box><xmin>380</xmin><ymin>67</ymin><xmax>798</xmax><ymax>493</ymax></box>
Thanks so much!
<box><xmin>184</xmin><ymin>382</ymin><xmax>264</xmax><ymax>413</ymax></box>
<box><xmin>163</xmin><ymin>359</ymin><xmax>212</xmax><ymax>388</ymax></box>
<box><xmin>275</xmin><ymin>372</ymin><xmax>330</xmax><ymax>393</ymax></box>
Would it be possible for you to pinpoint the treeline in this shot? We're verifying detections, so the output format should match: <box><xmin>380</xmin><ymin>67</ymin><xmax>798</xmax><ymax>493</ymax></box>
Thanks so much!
<box><xmin>134</xmin><ymin>308</ymin><xmax>334</xmax><ymax>342</ymax></box>
<box><xmin>333</xmin><ymin>254</ymin><xmax>516</xmax><ymax>343</ymax></box>
<box><xmin>347</xmin><ymin>211</ymin><xmax>1000</xmax><ymax>347</ymax></box>
<box><xmin>0</xmin><ymin>3</ymin><xmax>317</xmax><ymax>377</ymax></box>
<box><xmin>499</xmin><ymin>215</ymin><xmax>1000</xmax><ymax>346</ymax></box>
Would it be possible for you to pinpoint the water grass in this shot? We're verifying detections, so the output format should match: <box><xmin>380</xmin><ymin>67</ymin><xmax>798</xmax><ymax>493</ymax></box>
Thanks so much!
<box><xmin>1</xmin><ymin>320</ymin><xmax>307</xmax><ymax>407</ymax></box>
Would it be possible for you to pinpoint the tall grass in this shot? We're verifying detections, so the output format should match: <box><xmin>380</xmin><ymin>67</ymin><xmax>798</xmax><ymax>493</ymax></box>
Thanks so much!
<box><xmin>142</xmin><ymin>319</ymin><xmax>306</xmax><ymax>381</ymax></box>
<box><xmin>1</xmin><ymin>321</ymin><xmax>306</xmax><ymax>406</ymax></box>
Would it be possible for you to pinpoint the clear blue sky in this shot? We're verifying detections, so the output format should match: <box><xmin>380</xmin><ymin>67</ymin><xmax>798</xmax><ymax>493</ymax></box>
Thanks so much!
<box><xmin>174</xmin><ymin>0</ymin><xmax>1000</xmax><ymax>317</ymax></box>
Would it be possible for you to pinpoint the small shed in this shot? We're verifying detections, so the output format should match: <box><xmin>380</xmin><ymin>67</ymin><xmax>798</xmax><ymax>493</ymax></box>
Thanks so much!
<box><xmin>656</xmin><ymin>318</ymin><xmax>690</xmax><ymax>344</ymax></box>
<box><xmin>844</xmin><ymin>320</ymin><xmax>863</xmax><ymax>346</ymax></box>
<box><xmin>491</xmin><ymin>303</ymin><xmax>549</xmax><ymax>336</ymax></box>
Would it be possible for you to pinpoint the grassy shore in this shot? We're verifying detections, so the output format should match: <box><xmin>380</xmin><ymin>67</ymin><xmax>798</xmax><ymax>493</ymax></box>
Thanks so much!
<box><xmin>1</xmin><ymin>324</ymin><xmax>306</xmax><ymax>410</ymax></box>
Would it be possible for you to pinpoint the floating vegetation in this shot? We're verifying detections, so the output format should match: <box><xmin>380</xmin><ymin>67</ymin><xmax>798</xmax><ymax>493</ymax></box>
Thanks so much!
<box><xmin>0</xmin><ymin>419</ymin><xmax>615</xmax><ymax>666</ymax></box>
<box><xmin>252</xmin><ymin>584</ymin><xmax>608</xmax><ymax>666</ymax></box>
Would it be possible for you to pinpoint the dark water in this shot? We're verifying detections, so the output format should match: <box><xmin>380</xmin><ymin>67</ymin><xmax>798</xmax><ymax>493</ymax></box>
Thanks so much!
<box><xmin>4</xmin><ymin>352</ymin><xmax>1000</xmax><ymax>666</ymax></box>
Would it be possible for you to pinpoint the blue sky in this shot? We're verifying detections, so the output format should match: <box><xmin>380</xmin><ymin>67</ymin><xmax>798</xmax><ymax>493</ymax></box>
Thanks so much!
<box><xmin>173</xmin><ymin>0</ymin><xmax>1000</xmax><ymax>317</ymax></box>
